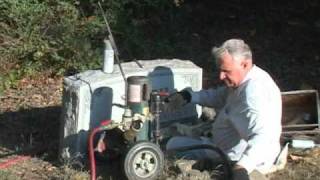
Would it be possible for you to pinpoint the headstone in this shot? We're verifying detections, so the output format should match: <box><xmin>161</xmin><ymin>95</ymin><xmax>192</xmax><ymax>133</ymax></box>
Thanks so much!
<box><xmin>59</xmin><ymin>59</ymin><xmax>203</xmax><ymax>160</ymax></box>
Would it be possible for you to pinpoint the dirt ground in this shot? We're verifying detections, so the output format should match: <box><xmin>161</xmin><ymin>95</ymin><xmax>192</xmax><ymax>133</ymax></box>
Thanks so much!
<box><xmin>1</xmin><ymin>74</ymin><xmax>320</xmax><ymax>180</ymax></box>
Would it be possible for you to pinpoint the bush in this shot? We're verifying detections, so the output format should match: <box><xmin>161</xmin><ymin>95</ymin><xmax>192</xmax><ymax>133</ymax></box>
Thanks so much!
<box><xmin>0</xmin><ymin>0</ymin><xmax>104</xmax><ymax>90</ymax></box>
<box><xmin>0</xmin><ymin>0</ymin><xmax>188</xmax><ymax>92</ymax></box>
<box><xmin>77</xmin><ymin>0</ymin><xmax>184</xmax><ymax>59</ymax></box>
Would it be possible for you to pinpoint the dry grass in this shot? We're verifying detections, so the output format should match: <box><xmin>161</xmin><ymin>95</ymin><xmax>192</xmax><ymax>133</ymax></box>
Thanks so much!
<box><xmin>268</xmin><ymin>148</ymin><xmax>320</xmax><ymax>180</ymax></box>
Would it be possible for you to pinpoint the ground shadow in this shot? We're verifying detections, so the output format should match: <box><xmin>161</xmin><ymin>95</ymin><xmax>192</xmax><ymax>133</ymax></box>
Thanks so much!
<box><xmin>0</xmin><ymin>106</ymin><xmax>61</xmax><ymax>160</ymax></box>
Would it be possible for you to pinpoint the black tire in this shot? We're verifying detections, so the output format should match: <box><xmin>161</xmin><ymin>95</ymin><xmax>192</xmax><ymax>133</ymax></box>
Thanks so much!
<box><xmin>124</xmin><ymin>141</ymin><xmax>164</xmax><ymax>180</ymax></box>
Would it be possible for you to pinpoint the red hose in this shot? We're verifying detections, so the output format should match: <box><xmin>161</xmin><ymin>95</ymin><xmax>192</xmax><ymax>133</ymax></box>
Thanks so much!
<box><xmin>89</xmin><ymin>120</ymin><xmax>111</xmax><ymax>180</ymax></box>
<box><xmin>0</xmin><ymin>155</ymin><xmax>31</xmax><ymax>169</ymax></box>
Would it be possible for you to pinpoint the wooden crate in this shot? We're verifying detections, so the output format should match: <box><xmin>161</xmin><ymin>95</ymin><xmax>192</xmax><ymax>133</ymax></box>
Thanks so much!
<box><xmin>281</xmin><ymin>90</ymin><xmax>320</xmax><ymax>134</ymax></box>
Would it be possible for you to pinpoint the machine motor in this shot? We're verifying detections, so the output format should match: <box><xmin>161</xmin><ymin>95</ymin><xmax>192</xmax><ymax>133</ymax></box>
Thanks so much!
<box><xmin>88</xmin><ymin>75</ymin><xmax>168</xmax><ymax>180</ymax></box>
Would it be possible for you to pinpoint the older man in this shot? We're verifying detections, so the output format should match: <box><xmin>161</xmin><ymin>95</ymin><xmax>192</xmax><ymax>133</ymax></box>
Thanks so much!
<box><xmin>166</xmin><ymin>39</ymin><xmax>282</xmax><ymax>179</ymax></box>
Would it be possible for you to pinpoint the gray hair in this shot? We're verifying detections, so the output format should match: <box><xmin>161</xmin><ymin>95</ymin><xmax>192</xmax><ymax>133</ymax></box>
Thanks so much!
<box><xmin>212</xmin><ymin>39</ymin><xmax>252</xmax><ymax>63</ymax></box>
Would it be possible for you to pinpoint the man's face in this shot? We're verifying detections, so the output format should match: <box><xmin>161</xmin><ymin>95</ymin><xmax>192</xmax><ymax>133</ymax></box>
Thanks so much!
<box><xmin>218</xmin><ymin>52</ymin><xmax>248</xmax><ymax>88</ymax></box>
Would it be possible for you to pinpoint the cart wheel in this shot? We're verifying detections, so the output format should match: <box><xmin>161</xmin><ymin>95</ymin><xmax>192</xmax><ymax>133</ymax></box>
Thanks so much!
<box><xmin>124</xmin><ymin>141</ymin><xmax>164</xmax><ymax>180</ymax></box>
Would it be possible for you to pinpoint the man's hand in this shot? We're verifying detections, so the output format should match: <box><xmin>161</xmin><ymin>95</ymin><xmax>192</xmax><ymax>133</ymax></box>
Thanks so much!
<box><xmin>163</xmin><ymin>90</ymin><xmax>191</xmax><ymax>112</ymax></box>
<box><xmin>233</xmin><ymin>164</ymin><xmax>250</xmax><ymax>180</ymax></box>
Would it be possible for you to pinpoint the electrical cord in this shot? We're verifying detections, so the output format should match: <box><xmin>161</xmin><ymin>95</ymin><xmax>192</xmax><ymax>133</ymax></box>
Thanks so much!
<box><xmin>166</xmin><ymin>144</ymin><xmax>233</xmax><ymax>180</ymax></box>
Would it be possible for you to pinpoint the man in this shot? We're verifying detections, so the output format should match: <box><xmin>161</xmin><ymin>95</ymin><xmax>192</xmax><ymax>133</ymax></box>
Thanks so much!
<box><xmin>166</xmin><ymin>39</ymin><xmax>282</xmax><ymax>179</ymax></box>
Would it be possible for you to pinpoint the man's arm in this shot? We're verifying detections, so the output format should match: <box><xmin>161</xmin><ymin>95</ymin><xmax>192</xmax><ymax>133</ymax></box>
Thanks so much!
<box><xmin>190</xmin><ymin>86</ymin><xmax>228</xmax><ymax>109</ymax></box>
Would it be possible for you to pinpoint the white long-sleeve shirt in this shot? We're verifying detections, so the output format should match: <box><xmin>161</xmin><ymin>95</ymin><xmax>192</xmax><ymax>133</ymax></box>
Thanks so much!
<box><xmin>191</xmin><ymin>65</ymin><xmax>282</xmax><ymax>173</ymax></box>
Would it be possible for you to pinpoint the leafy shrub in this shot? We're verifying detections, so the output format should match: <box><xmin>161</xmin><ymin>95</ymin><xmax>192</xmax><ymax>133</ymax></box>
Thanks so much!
<box><xmin>0</xmin><ymin>0</ymin><xmax>104</xmax><ymax>90</ymax></box>
<box><xmin>78</xmin><ymin>0</ymin><xmax>185</xmax><ymax>59</ymax></box>
<box><xmin>0</xmin><ymin>0</ymin><xmax>188</xmax><ymax>92</ymax></box>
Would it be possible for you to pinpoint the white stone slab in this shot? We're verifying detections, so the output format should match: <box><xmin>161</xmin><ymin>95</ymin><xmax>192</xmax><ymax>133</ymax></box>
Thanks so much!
<box><xmin>59</xmin><ymin>59</ymin><xmax>202</xmax><ymax>159</ymax></box>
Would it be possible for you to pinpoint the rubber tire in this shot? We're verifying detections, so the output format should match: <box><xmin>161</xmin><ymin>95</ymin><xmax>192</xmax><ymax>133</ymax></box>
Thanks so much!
<box><xmin>124</xmin><ymin>141</ymin><xmax>164</xmax><ymax>180</ymax></box>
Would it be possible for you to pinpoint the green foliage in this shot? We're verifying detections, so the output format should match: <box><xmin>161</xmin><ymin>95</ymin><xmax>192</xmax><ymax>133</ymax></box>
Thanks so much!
<box><xmin>109</xmin><ymin>0</ymin><xmax>183</xmax><ymax>59</ymax></box>
<box><xmin>0</xmin><ymin>0</ymin><xmax>105</xmax><ymax>89</ymax></box>
<box><xmin>0</xmin><ymin>0</ymin><xmax>189</xmax><ymax>90</ymax></box>
<box><xmin>78</xmin><ymin>0</ymin><xmax>184</xmax><ymax>59</ymax></box>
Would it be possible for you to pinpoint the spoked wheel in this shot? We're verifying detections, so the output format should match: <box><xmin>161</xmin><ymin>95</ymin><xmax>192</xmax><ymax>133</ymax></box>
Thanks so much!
<box><xmin>124</xmin><ymin>141</ymin><xmax>164</xmax><ymax>180</ymax></box>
